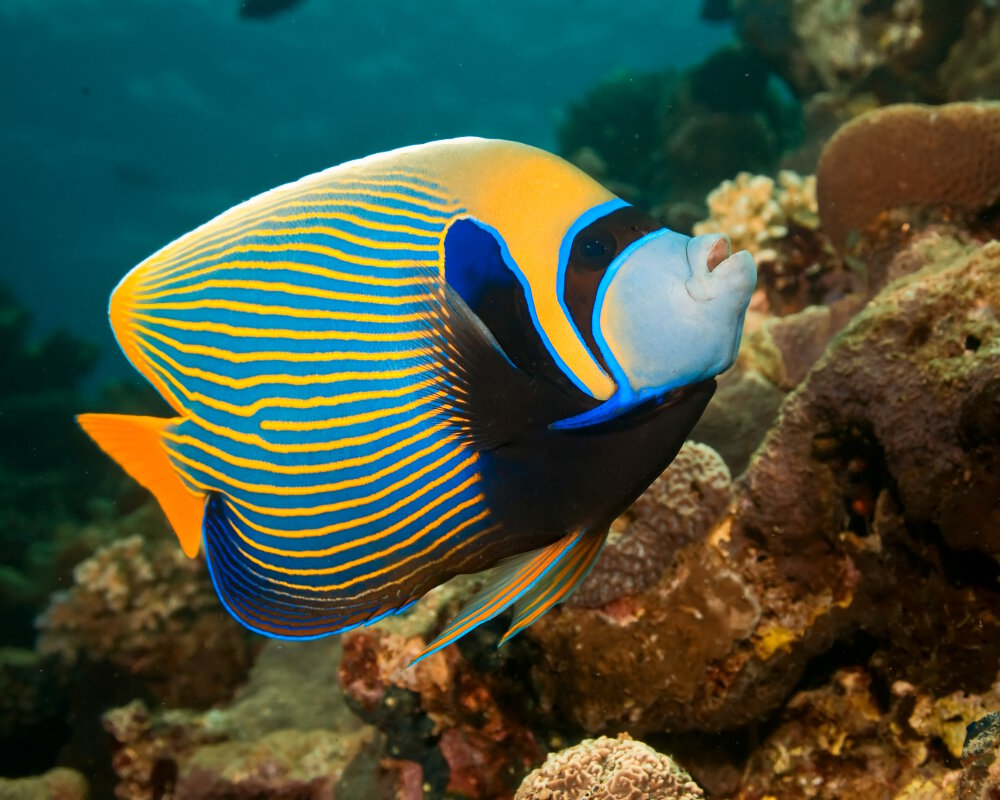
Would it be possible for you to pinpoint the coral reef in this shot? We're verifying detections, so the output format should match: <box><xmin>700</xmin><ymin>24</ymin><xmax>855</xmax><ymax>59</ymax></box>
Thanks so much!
<box><xmin>694</xmin><ymin>170</ymin><xmax>847</xmax><ymax>315</ymax></box>
<box><xmin>523</xmin><ymin>235</ymin><xmax>1000</xmax><ymax>739</ymax></box>
<box><xmin>514</xmin><ymin>734</ymin><xmax>703</xmax><ymax>800</ymax></box>
<box><xmin>36</xmin><ymin>504</ymin><xmax>256</xmax><ymax>709</ymax></box>
<box><xmin>339</xmin><ymin>603</ymin><xmax>543</xmax><ymax>800</ymax></box>
<box><xmin>569</xmin><ymin>443</ymin><xmax>733</xmax><ymax>608</ymax></box>
<box><xmin>11</xmin><ymin>36</ymin><xmax>1000</xmax><ymax>798</ymax></box>
<box><xmin>102</xmin><ymin>638</ymin><xmax>381</xmax><ymax>800</ymax></box>
<box><xmin>736</xmin><ymin>666</ymin><xmax>1000</xmax><ymax>800</ymax></box>
<box><xmin>0</xmin><ymin>768</ymin><xmax>88</xmax><ymax>800</ymax></box>
<box><xmin>816</xmin><ymin>101</ymin><xmax>1000</xmax><ymax>250</ymax></box>
<box><xmin>731</xmin><ymin>0</ymin><xmax>985</xmax><ymax>102</ymax></box>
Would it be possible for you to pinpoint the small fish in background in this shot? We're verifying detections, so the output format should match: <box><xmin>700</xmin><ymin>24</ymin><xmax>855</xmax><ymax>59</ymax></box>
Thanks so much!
<box><xmin>78</xmin><ymin>138</ymin><xmax>756</xmax><ymax>661</ymax></box>
<box><xmin>238</xmin><ymin>0</ymin><xmax>305</xmax><ymax>20</ymax></box>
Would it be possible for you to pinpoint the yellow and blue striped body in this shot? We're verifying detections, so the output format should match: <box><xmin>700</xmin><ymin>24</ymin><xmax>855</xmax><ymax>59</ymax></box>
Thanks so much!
<box><xmin>80</xmin><ymin>138</ymin><xmax>757</xmax><ymax>656</ymax></box>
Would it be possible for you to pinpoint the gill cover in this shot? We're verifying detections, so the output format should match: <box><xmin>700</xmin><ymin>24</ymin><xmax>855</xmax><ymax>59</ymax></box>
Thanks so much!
<box><xmin>596</xmin><ymin>230</ymin><xmax>756</xmax><ymax>400</ymax></box>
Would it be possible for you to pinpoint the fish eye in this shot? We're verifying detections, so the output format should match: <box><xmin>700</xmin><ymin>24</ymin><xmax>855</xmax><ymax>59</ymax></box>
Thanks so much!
<box><xmin>574</xmin><ymin>229</ymin><xmax>617</xmax><ymax>271</ymax></box>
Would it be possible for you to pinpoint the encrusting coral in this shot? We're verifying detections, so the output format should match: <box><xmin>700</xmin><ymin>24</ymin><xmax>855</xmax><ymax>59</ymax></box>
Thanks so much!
<box><xmin>0</xmin><ymin>767</ymin><xmax>88</xmax><ymax>800</ymax></box>
<box><xmin>514</xmin><ymin>734</ymin><xmax>703</xmax><ymax>800</ymax></box>
<box><xmin>693</xmin><ymin>170</ymin><xmax>817</xmax><ymax>263</ymax></box>
<box><xmin>36</xmin><ymin>504</ymin><xmax>255</xmax><ymax>708</ymax></box>
<box><xmin>568</xmin><ymin>443</ymin><xmax>733</xmax><ymax>608</ymax></box>
<box><xmin>816</xmin><ymin>101</ymin><xmax>1000</xmax><ymax>250</ymax></box>
<box><xmin>694</xmin><ymin>170</ymin><xmax>845</xmax><ymax>315</ymax></box>
<box><xmin>521</xmin><ymin>234</ymin><xmax>1000</xmax><ymax>746</ymax></box>
<box><xmin>102</xmin><ymin>638</ymin><xmax>382</xmax><ymax>800</ymax></box>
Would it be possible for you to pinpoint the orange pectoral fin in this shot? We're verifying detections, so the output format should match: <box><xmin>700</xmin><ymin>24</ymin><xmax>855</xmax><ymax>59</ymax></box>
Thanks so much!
<box><xmin>77</xmin><ymin>413</ymin><xmax>206</xmax><ymax>558</ymax></box>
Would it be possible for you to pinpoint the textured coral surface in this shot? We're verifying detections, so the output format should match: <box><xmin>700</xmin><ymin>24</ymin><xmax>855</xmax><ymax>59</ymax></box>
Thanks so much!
<box><xmin>817</xmin><ymin>102</ymin><xmax>1000</xmax><ymax>248</ymax></box>
<box><xmin>515</xmin><ymin>734</ymin><xmax>703</xmax><ymax>800</ymax></box>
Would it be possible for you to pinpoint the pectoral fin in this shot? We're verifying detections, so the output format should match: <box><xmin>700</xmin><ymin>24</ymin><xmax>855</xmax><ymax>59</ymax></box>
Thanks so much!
<box><xmin>411</xmin><ymin>527</ymin><xmax>607</xmax><ymax>664</ymax></box>
<box><xmin>77</xmin><ymin>414</ymin><xmax>206</xmax><ymax>557</ymax></box>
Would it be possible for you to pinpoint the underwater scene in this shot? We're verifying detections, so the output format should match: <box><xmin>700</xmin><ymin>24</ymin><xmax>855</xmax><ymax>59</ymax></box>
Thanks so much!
<box><xmin>2</xmin><ymin>0</ymin><xmax>1000</xmax><ymax>797</ymax></box>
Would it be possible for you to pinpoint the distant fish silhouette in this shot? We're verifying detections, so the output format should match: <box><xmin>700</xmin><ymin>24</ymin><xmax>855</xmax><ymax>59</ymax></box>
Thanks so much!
<box><xmin>238</xmin><ymin>0</ymin><xmax>304</xmax><ymax>20</ymax></box>
<box><xmin>78</xmin><ymin>138</ymin><xmax>756</xmax><ymax>661</ymax></box>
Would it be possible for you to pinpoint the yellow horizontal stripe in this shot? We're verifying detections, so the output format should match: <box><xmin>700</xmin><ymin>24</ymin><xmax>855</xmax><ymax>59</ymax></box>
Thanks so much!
<box><xmin>222</xmin><ymin>445</ymin><xmax>468</xmax><ymax>517</ymax></box>
<box><xmin>230</xmin><ymin>515</ymin><xmax>498</xmax><ymax>606</ymax></box>
<box><xmin>226</xmin><ymin>452</ymin><xmax>478</xmax><ymax>541</ymax></box>
<box><xmin>143</xmin><ymin>173</ymin><xmax>455</xmax><ymax>276</ymax></box>
<box><xmin>232</xmin><ymin>478</ymin><xmax>479</xmax><ymax>569</ymax></box>
<box><xmin>165</xmin><ymin>431</ymin><xmax>460</xmax><ymax>505</ymax></box>
<box><xmin>148</xmin><ymin>197</ymin><xmax>453</xmax><ymax>281</ymax></box>
<box><xmin>134</xmin><ymin>323</ymin><xmax>438</xmax><ymax>366</ymax></box>
<box><xmin>136</xmin><ymin>348</ymin><xmax>446</xmax><ymax>417</ymax></box>
<box><xmin>146</xmin><ymin>239</ymin><xmax>438</xmax><ymax>286</ymax></box>
<box><xmin>130</xmin><ymin>312</ymin><xmax>434</xmax><ymax>343</ymax></box>
<box><xmin>171</xmin><ymin>389</ymin><xmax>446</xmax><ymax>453</ymax></box>
<box><xmin>138</xmin><ymin>260</ymin><xmax>438</xmax><ymax>295</ymax></box>
<box><xmin>149</xmin><ymin>223</ymin><xmax>440</xmax><ymax>282</ymax></box>
<box><xmin>164</xmin><ymin>406</ymin><xmax>449</xmax><ymax>467</ymax></box>
<box><xmin>165</xmin><ymin>422</ymin><xmax>457</xmax><ymax>493</ymax></box>
<box><xmin>261</xmin><ymin>392</ymin><xmax>444</xmax><ymax>432</ymax></box>
<box><xmin>166</xmin><ymin>415</ymin><xmax>453</xmax><ymax>477</ymax></box>
<box><xmin>135</xmin><ymin>297</ymin><xmax>432</xmax><ymax>324</ymax></box>
<box><xmin>135</xmin><ymin>335</ymin><xmax>436</xmax><ymax>391</ymax></box>
<box><xmin>139</xmin><ymin>278</ymin><xmax>434</xmax><ymax>308</ymax></box>
<box><xmin>235</xmin><ymin>491</ymin><xmax>487</xmax><ymax>585</ymax></box>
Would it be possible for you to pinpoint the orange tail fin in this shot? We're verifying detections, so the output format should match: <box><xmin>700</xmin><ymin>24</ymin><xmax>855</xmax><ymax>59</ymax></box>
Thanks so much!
<box><xmin>77</xmin><ymin>414</ymin><xmax>206</xmax><ymax>557</ymax></box>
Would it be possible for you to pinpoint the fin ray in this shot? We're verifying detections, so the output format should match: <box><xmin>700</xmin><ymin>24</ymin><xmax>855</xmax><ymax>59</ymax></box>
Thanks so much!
<box><xmin>499</xmin><ymin>527</ymin><xmax>607</xmax><ymax>645</ymax></box>
<box><xmin>411</xmin><ymin>528</ymin><xmax>590</xmax><ymax>664</ymax></box>
<box><xmin>77</xmin><ymin>414</ymin><xmax>205</xmax><ymax>557</ymax></box>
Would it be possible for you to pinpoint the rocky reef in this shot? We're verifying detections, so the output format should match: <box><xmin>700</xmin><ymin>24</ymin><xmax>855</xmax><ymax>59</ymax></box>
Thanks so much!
<box><xmin>5</xmin><ymin>15</ymin><xmax>1000</xmax><ymax>795</ymax></box>
<box><xmin>37</xmin><ymin>504</ymin><xmax>257</xmax><ymax>709</ymax></box>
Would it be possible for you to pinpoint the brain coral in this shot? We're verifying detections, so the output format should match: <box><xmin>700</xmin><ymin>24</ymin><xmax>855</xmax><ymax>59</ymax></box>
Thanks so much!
<box><xmin>568</xmin><ymin>442</ymin><xmax>732</xmax><ymax>608</ymax></box>
<box><xmin>515</xmin><ymin>734</ymin><xmax>703</xmax><ymax>800</ymax></box>
<box><xmin>816</xmin><ymin>101</ymin><xmax>1000</xmax><ymax>249</ymax></box>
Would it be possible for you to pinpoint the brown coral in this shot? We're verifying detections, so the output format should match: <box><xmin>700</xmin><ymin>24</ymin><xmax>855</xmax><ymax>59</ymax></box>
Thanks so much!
<box><xmin>36</xmin><ymin>506</ymin><xmax>255</xmax><ymax>708</ymax></box>
<box><xmin>0</xmin><ymin>767</ymin><xmax>88</xmax><ymax>800</ymax></box>
<box><xmin>339</xmin><ymin>621</ymin><xmax>542</xmax><ymax>800</ymax></box>
<box><xmin>525</xmin><ymin>234</ymin><xmax>1000</xmax><ymax>737</ymax></box>
<box><xmin>816</xmin><ymin>102</ymin><xmax>1000</xmax><ymax>249</ymax></box>
<box><xmin>102</xmin><ymin>639</ymin><xmax>380</xmax><ymax>800</ymax></box>
<box><xmin>514</xmin><ymin>733</ymin><xmax>703</xmax><ymax>800</ymax></box>
<box><xmin>569</xmin><ymin>442</ymin><xmax>733</xmax><ymax>608</ymax></box>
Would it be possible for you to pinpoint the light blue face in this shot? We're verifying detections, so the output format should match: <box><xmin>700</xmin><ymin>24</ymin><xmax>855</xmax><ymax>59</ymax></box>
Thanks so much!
<box><xmin>541</xmin><ymin>227</ymin><xmax>754</xmax><ymax>433</ymax></box>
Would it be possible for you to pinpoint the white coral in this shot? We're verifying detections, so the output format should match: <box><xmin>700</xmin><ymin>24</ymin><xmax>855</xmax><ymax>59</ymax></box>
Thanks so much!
<box><xmin>694</xmin><ymin>171</ymin><xmax>817</xmax><ymax>262</ymax></box>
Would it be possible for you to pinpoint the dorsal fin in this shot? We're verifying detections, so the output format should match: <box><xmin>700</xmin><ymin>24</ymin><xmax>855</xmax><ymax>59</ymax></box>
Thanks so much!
<box><xmin>77</xmin><ymin>414</ymin><xmax>206</xmax><ymax>557</ymax></box>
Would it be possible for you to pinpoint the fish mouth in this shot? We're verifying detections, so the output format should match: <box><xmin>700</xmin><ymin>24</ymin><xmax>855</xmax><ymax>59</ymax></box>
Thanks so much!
<box><xmin>685</xmin><ymin>233</ymin><xmax>756</xmax><ymax>302</ymax></box>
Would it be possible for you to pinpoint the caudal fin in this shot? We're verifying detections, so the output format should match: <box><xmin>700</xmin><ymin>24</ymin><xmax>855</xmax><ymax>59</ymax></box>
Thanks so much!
<box><xmin>77</xmin><ymin>413</ymin><xmax>206</xmax><ymax>557</ymax></box>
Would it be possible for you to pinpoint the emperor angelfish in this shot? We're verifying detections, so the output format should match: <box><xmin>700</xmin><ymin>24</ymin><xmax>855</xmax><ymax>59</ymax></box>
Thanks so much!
<box><xmin>79</xmin><ymin>138</ymin><xmax>756</xmax><ymax>661</ymax></box>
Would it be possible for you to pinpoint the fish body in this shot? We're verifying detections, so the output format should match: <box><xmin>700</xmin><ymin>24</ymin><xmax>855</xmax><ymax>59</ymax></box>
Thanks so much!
<box><xmin>79</xmin><ymin>138</ymin><xmax>756</xmax><ymax>658</ymax></box>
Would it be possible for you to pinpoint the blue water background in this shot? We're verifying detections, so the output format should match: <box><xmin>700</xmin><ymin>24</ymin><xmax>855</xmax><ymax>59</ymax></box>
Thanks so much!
<box><xmin>1</xmin><ymin>0</ymin><xmax>730</xmax><ymax>379</ymax></box>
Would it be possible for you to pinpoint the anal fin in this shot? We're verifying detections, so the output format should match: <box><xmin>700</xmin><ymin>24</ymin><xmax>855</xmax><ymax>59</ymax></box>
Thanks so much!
<box><xmin>77</xmin><ymin>414</ymin><xmax>205</xmax><ymax>557</ymax></box>
<box><xmin>411</xmin><ymin>527</ymin><xmax>607</xmax><ymax>664</ymax></box>
<box><xmin>498</xmin><ymin>527</ymin><xmax>607</xmax><ymax>645</ymax></box>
